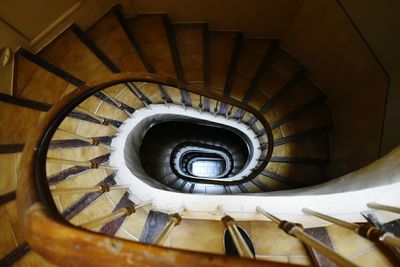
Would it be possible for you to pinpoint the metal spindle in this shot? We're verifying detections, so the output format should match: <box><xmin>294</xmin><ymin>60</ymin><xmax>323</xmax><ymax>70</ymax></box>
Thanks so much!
<box><xmin>367</xmin><ymin>202</ymin><xmax>400</xmax><ymax>214</ymax></box>
<box><xmin>101</xmin><ymin>91</ymin><xmax>134</xmax><ymax>118</ymax></box>
<box><xmin>81</xmin><ymin>200</ymin><xmax>152</xmax><ymax>229</ymax></box>
<box><xmin>57</xmin><ymin>129</ymin><xmax>115</xmax><ymax>151</ymax></box>
<box><xmin>257</xmin><ymin>207</ymin><xmax>357</xmax><ymax>267</ymax></box>
<box><xmin>218</xmin><ymin>206</ymin><xmax>254</xmax><ymax>258</ymax></box>
<box><xmin>50</xmin><ymin>184</ymin><xmax>128</xmax><ymax>195</ymax></box>
<box><xmin>181</xmin><ymin>96</ymin><xmax>186</xmax><ymax>110</ymax></box>
<box><xmin>161</xmin><ymin>94</ymin><xmax>169</xmax><ymax>108</ymax></box>
<box><xmin>154</xmin><ymin>213</ymin><xmax>182</xmax><ymax>245</ymax></box>
<box><xmin>302</xmin><ymin>208</ymin><xmax>358</xmax><ymax>230</ymax></box>
<box><xmin>81</xmin><ymin>205</ymin><xmax>136</xmax><ymax>229</ymax></box>
<box><xmin>127</xmin><ymin>82</ymin><xmax>151</xmax><ymax>109</ymax></box>
<box><xmin>47</xmin><ymin>157</ymin><xmax>118</xmax><ymax>171</ymax></box>
<box><xmin>226</xmin><ymin>105</ymin><xmax>233</xmax><ymax>120</ymax></box>
<box><xmin>74</xmin><ymin>106</ymin><xmax>121</xmax><ymax>132</ymax></box>
<box><xmin>237</xmin><ymin>111</ymin><xmax>246</xmax><ymax>123</ymax></box>
<box><xmin>139</xmin><ymin>95</ymin><xmax>151</xmax><ymax>110</ymax></box>
<box><xmin>199</xmin><ymin>95</ymin><xmax>203</xmax><ymax>114</ymax></box>
<box><xmin>213</xmin><ymin>101</ymin><xmax>219</xmax><ymax>117</ymax></box>
<box><xmin>302</xmin><ymin>208</ymin><xmax>400</xmax><ymax>248</ymax></box>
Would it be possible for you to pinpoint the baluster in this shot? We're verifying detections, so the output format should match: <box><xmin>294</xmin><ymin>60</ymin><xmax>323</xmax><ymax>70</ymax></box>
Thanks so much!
<box><xmin>57</xmin><ymin>129</ymin><xmax>115</xmax><ymax>151</ymax></box>
<box><xmin>218</xmin><ymin>206</ymin><xmax>254</xmax><ymax>258</ymax></box>
<box><xmin>199</xmin><ymin>95</ymin><xmax>203</xmax><ymax>114</ymax></box>
<box><xmin>101</xmin><ymin>91</ymin><xmax>134</xmax><ymax>118</ymax></box>
<box><xmin>126</xmin><ymin>82</ymin><xmax>150</xmax><ymax>108</ymax></box>
<box><xmin>180</xmin><ymin>97</ymin><xmax>187</xmax><ymax>111</ymax></box>
<box><xmin>257</xmin><ymin>143</ymin><xmax>267</xmax><ymax>151</ymax></box>
<box><xmin>74</xmin><ymin>106</ymin><xmax>121</xmax><ymax>132</ymax></box>
<box><xmin>367</xmin><ymin>202</ymin><xmax>400</xmax><ymax>214</ymax></box>
<box><xmin>154</xmin><ymin>213</ymin><xmax>182</xmax><ymax>245</ymax></box>
<box><xmin>47</xmin><ymin>158</ymin><xmax>118</xmax><ymax>171</ymax></box>
<box><xmin>139</xmin><ymin>94</ymin><xmax>151</xmax><ymax>110</ymax></box>
<box><xmin>247</xmin><ymin>119</ymin><xmax>255</xmax><ymax>130</ymax></box>
<box><xmin>247</xmin><ymin>117</ymin><xmax>257</xmax><ymax>129</ymax></box>
<box><xmin>213</xmin><ymin>101</ymin><xmax>219</xmax><ymax>117</ymax></box>
<box><xmin>81</xmin><ymin>205</ymin><xmax>136</xmax><ymax>229</ymax></box>
<box><xmin>302</xmin><ymin>208</ymin><xmax>400</xmax><ymax>248</ymax></box>
<box><xmin>257</xmin><ymin>207</ymin><xmax>357</xmax><ymax>267</ymax></box>
<box><xmin>237</xmin><ymin>111</ymin><xmax>246</xmax><ymax>123</ymax></box>
<box><xmin>226</xmin><ymin>105</ymin><xmax>233</xmax><ymax>120</ymax></box>
<box><xmin>81</xmin><ymin>200</ymin><xmax>152</xmax><ymax>229</ymax></box>
<box><xmin>161</xmin><ymin>94</ymin><xmax>169</xmax><ymax>108</ymax></box>
<box><xmin>50</xmin><ymin>184</ymin><xmax>128</xmax><ymax>195</ymax></box>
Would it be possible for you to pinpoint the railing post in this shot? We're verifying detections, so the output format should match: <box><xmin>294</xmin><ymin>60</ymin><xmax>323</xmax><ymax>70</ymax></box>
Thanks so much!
<box><xmin>237</xmin><ymin>111</ymin><xmax>245</xmax><ymax>124</ymax></box>
<box><xmin>213</xmin><ymin>101</ymin><xmax>219</xmax><ymax>117</ymax></box>
<box><xmin>57</xmin><ymin>129</ymin><xmax>116</xmax><ymax>151</ymax></box>
<box><xmin>50</xmin><ymin>184</ymin><xmax>128</xmax><ymax>195</ymax></box>
<box><xmin>74</xmin><ymin>106</ymin><xmax>121</xmax><ymax>132</ymax></box>
<box><xmin>181</xmin><ymin>97</ymin><xmax>186</xmax><ymax>111</ymax></box>
<box><xmin>226</xmin><ymin>105</ymin><xmax>233</xmax><ymax>120</ymax></box>
<box><xmin>302</xmin><ymin>207</ymin><xmax>400</xmax><ymax>249</ymax></box>
<box><xmin>80</xmin><ymin>200</ymin><xmax>152</xmax><ymax>230</ymax></box>
<box><xmin>81</xmin><ymin>205</ymin><xmax>136</xmax><ymax>229</ymax></box>
<box><xmin>154</xmin><ymin>213</ymin><xmax>182</xmax><ymax>245</ymax></box>
<box><xmin>161</xmin><ymin>94</ymin><xmax>169</xmax><ymax>108</ymax></box>
<box><xmin>256</xmin><ymin>207</ymin><xmax>357</xmax><ymax>267</ymax></box>
<box><xmin>46</xmin><ymin>158</ymin><xmax>119</xmax><ymax>171</ymax></box>
<box><xmin>126</xmin><ymin>82</ymin><xmax>150</xmax><ymax>108</ymax></box>
<box><xmin>367</xmin><ymin>202</ymin><xmax>400</xmax><ymax>214</ymax></box>
<box><xmin>199</xmin><ymin>95</ymin><xmax>203</xmax><ymax>114</ymax></box>
<box><xmin>218</xmin><ymin>206</ymin><xmax>254</xmax><ymax>259</ymax></box>
<box><xmin>101</xmin><ymin>91</ymin><xmax>134</xmax><ymax>118</ymax></box>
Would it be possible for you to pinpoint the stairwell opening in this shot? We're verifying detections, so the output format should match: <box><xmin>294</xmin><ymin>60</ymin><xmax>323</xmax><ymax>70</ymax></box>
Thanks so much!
<box><xmin>139</xmin><ymin>121</ymin><xmax>250</xmax><ymax>182</ymax></box>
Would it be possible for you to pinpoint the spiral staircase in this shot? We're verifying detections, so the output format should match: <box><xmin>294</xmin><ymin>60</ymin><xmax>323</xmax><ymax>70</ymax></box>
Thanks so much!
<box><xmin>0</xmin><ymin>4</ymin><xmax>399</xmax><ymax>267</ymax></box>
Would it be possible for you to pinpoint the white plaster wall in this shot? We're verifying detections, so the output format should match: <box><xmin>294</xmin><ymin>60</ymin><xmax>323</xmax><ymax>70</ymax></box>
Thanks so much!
<box><xmin>110</xmin><ymin>104</ymin><xmax>400</xmax><ymax>228</ymax></box>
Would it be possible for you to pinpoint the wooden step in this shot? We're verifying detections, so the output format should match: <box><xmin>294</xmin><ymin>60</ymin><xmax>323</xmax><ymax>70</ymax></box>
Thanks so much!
<box><xmin>38</xmin><ymin>28</ymin><xmax>113</xmax><ymax>84</ymax></box>
<box><xmin>0</xmin><ymin>199</ymin><xmax>27</xmax><ymax>263</ymax></box>
<box><xmin>14</xmin><ymin>51</ymin><xmax>73</xmax><ymax>104</ymax></box>
<box><xmin>267</xmin><ymin>77</ymin><xmax>323</xmax><ymax>124</ymax></box>
<box><xmin>208</xmin><ymin>31</ymin><xmax>239</xmax><ymax>95</ymax></box>
<box><xmin>85</xmin><ymin>7</ymin><xmax>147</xmax><ymax>73</ymax></box>
<box><xmin>247</xmin><ymin>49</ymin><xmax>303</xmax><ymax>111</ymax></box>
<box><xmin>229</xmin><ymin>39</ymin><xmax>274</xmax><ymax>101</ymax></box>
<box><xmin>172</xmin><ymin>23</ymin><xmax>208</xmax><ymax>88</ymax></box>
<box><xmin>128</xmin><ymin>14</ymin><xmax>176</xmax><ymax>78</ymax></box>
<box><xmin>279</xmin><ymin>104</ymin><xmax>332</xmax><ymax>137</ymax></box>
<box><xmin>0</xmin><ymin>101</ymin><xmax>43</xmax><ymax>145</ymax></box>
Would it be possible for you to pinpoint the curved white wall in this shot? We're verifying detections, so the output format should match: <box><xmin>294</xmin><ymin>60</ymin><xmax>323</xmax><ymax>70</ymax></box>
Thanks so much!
<box><xmin>110</xmin><ymin>104</ymin><xmax>400</xmax><ymax>227</ymax></box>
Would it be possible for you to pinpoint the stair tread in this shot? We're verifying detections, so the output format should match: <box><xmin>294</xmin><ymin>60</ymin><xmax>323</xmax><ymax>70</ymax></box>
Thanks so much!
<box><xmin>246</xmin><ymin>50</ymin><xmax>303</xmax><ymax>111</ymax></box>
<box><xmin>85</xmin><ymin>8</ymin><xmax>147</xmax><ymax>73</ymax></box>
<box><xmin>230</xmin><ymin>39</ymin><xmax>274</xmax><ymax>101</ymax></box>
<box><xmin>267</xmin><ymin>77</ymin><xmax>323</xmax><ymax>121</ymax></box>
<box><xmin>39</xmin><ymin>29</ymin><xmax>113</xmax><ymax>83</ymax></box>
<box><xmin>209</xmin><ymin>31</ymin><xmax>238</xmax><ymax>95</ymax></box>
<box><xmin>15</xmin><ymin>53</ymin><xmax>75</xmax><ymax>104</ymax></box>
<box><xmin>172</xmin><ymin>23</ymin><xmax>206</xmax><ymax>86</ymax></box>
<box><xmin>128</xmin><ymin>15</ymin><xmax>176</xmax><ymax>78</ymax></box>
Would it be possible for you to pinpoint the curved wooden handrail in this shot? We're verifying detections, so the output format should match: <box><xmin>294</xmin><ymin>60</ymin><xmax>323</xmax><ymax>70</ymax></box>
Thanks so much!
<box><xmin>24</xmin><ymin>204</ymin><xmax>294</xmax><ymax>267</ymax></box>
<box><xmin>16</xmin><ymin>72</ymin><xmax>287</xmax><ymax>267</ymax></box>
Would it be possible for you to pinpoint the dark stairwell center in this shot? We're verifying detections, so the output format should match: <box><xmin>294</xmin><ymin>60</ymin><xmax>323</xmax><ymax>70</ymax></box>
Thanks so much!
<box><xmin>139</xmin><ymin>121</ymin><xmax>250</xmax><ymax>188</ymax></box>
